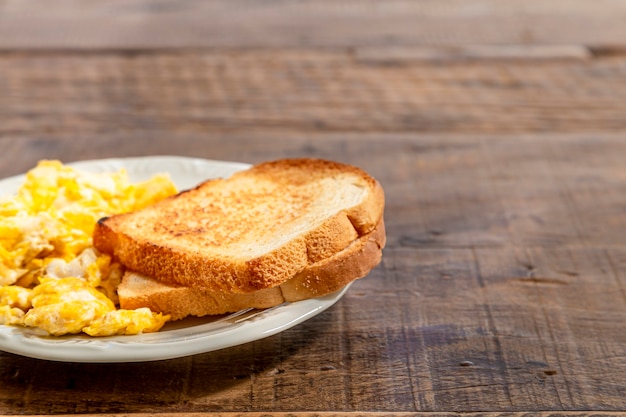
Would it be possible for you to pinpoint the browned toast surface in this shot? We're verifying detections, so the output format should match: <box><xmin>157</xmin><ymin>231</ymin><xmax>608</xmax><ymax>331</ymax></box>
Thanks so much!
<box><xmin>94</xmin><ymin>158</ymin><xmax>385</xmax><ymax>293</ymax></box>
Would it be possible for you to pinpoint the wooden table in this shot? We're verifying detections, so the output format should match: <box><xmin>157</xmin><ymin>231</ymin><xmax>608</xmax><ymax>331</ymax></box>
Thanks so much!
<box><xmin>1</xmin><ymin>1</ymin><xmax>626</xmax><ymax>415</ymax></box>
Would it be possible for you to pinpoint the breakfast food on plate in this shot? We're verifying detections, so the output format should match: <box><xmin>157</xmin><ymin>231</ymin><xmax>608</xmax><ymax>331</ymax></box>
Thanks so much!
<box><xmin>94</xmin><ymin>158</ymin><xmax>386</xmax><ymax>320</ymax></box>
<box><xmin>0</xmin><ymin>160</ymin><xmax>177</xmax><ymax>336</ymax></box>
<box><xmin>0</xmin><ymin>157</ymin><xmax>385</xmax><ymax>335</ymax></box>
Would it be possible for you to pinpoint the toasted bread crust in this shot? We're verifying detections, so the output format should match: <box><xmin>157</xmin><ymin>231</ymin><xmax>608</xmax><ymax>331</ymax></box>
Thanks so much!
<box><xmin>94</xmin><ymin>158</ymin><xmax>385</xmax><ymax>293</ymax></box>
<box><xmin>279</xmin><ymin>220</ymin><xmax>386</xmax><ymax>301</ymax></box>
<box><xmin>119</xmin><ymin>274</ymin><xmax>286</xmax><ymax>320</ymax></box>
<box><xmin>118</xmin><ymin>221</ymin><xmax>385</xmax><ymax>319</ymax></box>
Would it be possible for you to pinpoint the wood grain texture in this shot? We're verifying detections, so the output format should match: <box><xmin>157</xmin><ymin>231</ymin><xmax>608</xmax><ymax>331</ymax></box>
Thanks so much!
<box><xmin>4</xmin><ymin>414</ymin><xmax>626</xmax><ymax>417</ymax></box>
<box><xmin>1</xmin><ymin>51</ymin><xmax>626</xmax><ymax>138</ymax></box>
<box><xmin>1</xmin><ymin>0</ymin><xmax>626</xmax><ymax>49</ymax></box>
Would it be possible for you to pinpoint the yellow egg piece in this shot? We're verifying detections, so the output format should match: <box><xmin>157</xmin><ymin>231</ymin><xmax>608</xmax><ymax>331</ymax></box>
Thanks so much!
<box><xmin>0</xmin><ymin>285</ymin><xmax>32</xmax><ymax>310</ymax></box>
<box><xmin>0</xmin><ymin>161</ymin><xmax>177</xmax><ymax>336</ymax></box>
<box><xmin>23</xmin><ymin>277</ymin><xmax>115</xmax><ymax>336</ymax></box>
<box><xmin>0</xmin><ymin>305</ymin><xmax>25</xmax><ymax>326</ymax></box>
<box><xmin>83</xmin><ymin>308</ymin><xmax>170</xmax><ymax>337</ymax></box>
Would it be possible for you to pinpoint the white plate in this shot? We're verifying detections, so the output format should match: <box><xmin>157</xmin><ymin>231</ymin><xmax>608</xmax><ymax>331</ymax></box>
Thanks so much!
<box><xmin>0</xmin><ymin>156</ymin><xmax>350</xmax><ymax>363</ymax></box>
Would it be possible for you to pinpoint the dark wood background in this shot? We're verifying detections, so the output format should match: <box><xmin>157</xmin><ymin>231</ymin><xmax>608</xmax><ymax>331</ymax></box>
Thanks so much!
<box><xmin>1</xmin><ymin>1</ymin><xmax>626</xmax><ymax>416</ymax></box>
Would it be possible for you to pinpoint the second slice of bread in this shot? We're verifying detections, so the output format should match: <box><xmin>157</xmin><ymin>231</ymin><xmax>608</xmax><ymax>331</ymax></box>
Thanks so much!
<box><xmin>118</xmin><ymin>221</ymin><xmax>386</xmax><ymax>319</ymax></box>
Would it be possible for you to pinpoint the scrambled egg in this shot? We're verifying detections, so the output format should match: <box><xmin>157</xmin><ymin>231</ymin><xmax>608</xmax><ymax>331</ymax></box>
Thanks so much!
<box><xmin>0</xmin><ymin>160</ymin><xmax>178</xmax><ymax>336</ymax></box>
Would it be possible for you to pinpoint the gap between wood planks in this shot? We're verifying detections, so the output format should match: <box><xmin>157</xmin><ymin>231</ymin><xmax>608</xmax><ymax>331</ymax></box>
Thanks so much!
<box><xmin>0</xmin><ymin>44</ymin><xmax>624</xmax><ymax>61</ymax></box>
<box><xmin>2</xmin><ymin>412</ymin><xmax>625</xmax><ymax>416</ymax></box>
<box><xmin>354</xmin><ymin>44</ymin><xmax>593</xmax><ymax>63</ymax></box>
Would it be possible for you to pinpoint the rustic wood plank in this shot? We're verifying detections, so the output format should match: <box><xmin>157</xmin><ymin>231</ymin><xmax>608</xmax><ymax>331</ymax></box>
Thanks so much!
<box><xmin>1</xmin><ymin>0</ymin><xmax>626</xmax><ymax>49</ymax></box>
<box><xmin>30</xmin><ymin>413</ymin><xmax>626</xmax><ymax>417</ymax></box>
<box><xmin>1</xmin><ymin>51</ymin><xmax>626</xmax><ymax>137</ymax></box>
<box><xmin>474</xmin><ymin>246</ymin><xmax>626</xmax><ymax>409</ymax></box>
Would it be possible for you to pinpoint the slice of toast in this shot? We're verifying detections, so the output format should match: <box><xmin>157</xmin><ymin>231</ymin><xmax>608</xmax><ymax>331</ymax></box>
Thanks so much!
<box><xmin>94</xmin><ymin>158</ymin><xmax>385</xmax><ymax>293</ymax></box>
<box><xmin>118</xmin><ymin>221</ymin><xmax>386</xmax><ymax>320</ymax></box>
